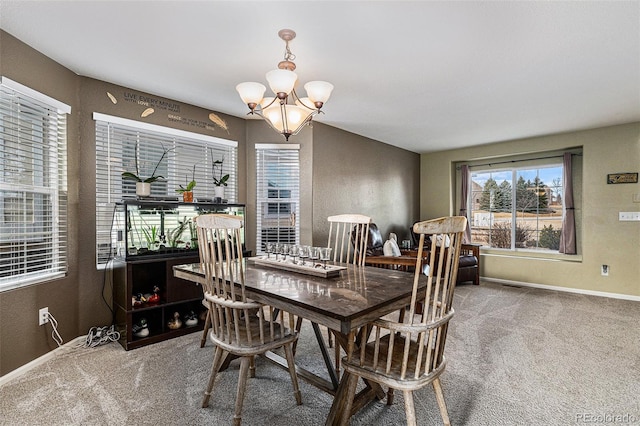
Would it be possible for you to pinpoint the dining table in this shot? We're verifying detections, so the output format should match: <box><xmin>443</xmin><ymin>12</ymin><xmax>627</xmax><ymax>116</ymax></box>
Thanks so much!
<box><xmin>173</xmin><ymin>257</ymin><xmax>424</xmax><ymax>425</ymax></box>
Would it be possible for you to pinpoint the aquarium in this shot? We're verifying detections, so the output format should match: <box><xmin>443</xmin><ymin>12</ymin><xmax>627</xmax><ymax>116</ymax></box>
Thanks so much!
<box><xmin>114</xmin><ymin>200</ymin><xmax>245</xmax><ymax>260</ymax></box>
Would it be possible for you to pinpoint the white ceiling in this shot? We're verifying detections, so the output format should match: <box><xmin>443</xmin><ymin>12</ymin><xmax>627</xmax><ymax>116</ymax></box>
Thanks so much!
<box><xmin>1</xmin><ymin>1</ymin><xmax>639</xmax><ymax>153</ymax></box>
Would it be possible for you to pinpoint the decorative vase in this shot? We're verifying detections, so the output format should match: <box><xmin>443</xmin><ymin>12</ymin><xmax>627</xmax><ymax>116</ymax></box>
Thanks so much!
<box><xmin>136</xmin><ymin>182</ymin><xmax>151</xmax><ymax>197</ymax></box>
<box><xmin>182</xmin><ymin>191</ymin><xmax>193</xmax><ymax>202</ymax></box>
<box><xmin>214</xmin><ymin>186</ymin><xmax>224</xmax><ymax>200</ymax></box>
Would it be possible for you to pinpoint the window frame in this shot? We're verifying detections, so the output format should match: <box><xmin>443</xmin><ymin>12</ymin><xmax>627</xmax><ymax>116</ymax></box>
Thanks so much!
<box><xmin>94</xmin><ymin>113</ymin><xmax>238</xmax><ymax>267</ymax></box>
<box><xmin>0</xmin><ymin>77</ymin><xmax>70</xmax><ymax>291</ymax></box>
<box><xmin>256</xmin><ymin>144</ymin><xmax>300</xmax><ymax>254</ymax></box>
<box><xmin>459</xmin><ymin>149</ymin><xmax>582</xmax><ymax>259</ymax></box>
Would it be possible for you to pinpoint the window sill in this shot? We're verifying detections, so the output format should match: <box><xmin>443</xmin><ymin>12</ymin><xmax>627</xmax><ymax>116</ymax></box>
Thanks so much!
<box><xmin>0</xmin><ymin>272</ymin><xmax>66</xmax><ymax>293</ymax></box>
<box><xmin>480</xmin><ymin>248</ymin><xmax>582</xmax><ymax>263</ymax></box>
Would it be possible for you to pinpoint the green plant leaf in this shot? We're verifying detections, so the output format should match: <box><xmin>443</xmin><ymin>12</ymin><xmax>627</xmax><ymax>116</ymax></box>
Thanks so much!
<box><xmin>121</xmin><ymin>172</ymin><xmax>142</xmax><ymax>182</ymax></box>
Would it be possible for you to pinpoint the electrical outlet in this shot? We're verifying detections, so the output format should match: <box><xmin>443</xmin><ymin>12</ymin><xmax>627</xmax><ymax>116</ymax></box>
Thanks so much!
<box><xmin>601</xmin><ymin>265</ymin><xmax>609</xmax><ymax>277</ymax></box>
<box><xmin>39</xmin><ymin>307</ymin><xmax>49</xmax><ymax>325</ymax></box>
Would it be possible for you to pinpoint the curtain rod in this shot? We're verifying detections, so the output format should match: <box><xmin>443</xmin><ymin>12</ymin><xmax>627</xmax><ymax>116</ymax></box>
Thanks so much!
<box><xmin>456</xmin><ymin>152</ymin><xmax>582</xmax><ymax>170</ymax></box>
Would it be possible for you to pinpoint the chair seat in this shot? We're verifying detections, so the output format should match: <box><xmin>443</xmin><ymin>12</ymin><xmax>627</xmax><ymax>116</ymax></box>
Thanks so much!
<box><xmin>209</xmin><ymin>313</ymin><xmax>298</xmax><ymax>356</ymax></box>
<box><xmin>342</xmin><ymin>333</ymin><xmax>447</xmax><ymax>391</ymax></box>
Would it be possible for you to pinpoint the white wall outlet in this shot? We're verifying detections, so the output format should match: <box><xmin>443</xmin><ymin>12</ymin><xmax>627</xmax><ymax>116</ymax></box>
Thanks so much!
<box><xmin>39</xmin><ymin>307</ymin><xmax>49</xmax><ymax>325</ymax></box>
<box><xmin>633</xmin><ymin>193</ymin><xmax>640</xmax><ymax>203</ymax></box>
<box><xmin>601</xmin><ymin>265</ymin><xmax>609</xmax><ymax>277</ymax></box>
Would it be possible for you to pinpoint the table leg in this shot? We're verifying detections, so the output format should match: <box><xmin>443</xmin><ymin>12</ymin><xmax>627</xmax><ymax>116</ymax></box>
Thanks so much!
<box><xmin>325</xmin><ymin>330</ymin><xmax>386</xmax><ymax>425</ymax></box>
<box><xmin>311</xmin><ymin>322</ymin><xmax>340</xmax><ymax>389</ymax></box>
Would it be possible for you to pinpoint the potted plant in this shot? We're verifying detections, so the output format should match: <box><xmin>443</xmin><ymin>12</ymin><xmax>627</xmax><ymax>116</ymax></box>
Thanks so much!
<box><xmin>176</xmin><ymin>164</ymin><xmax>197</xmax><ymax>202</ymax></box>
<box><xmin>121</xmin><ymin>143</ymin><xmax>173</xmax><ymax>197</ymax></box>
<box><xmin>211</xmin><ymin>151</ymin><xmax>230</xmax><ymax>200</ymax></box>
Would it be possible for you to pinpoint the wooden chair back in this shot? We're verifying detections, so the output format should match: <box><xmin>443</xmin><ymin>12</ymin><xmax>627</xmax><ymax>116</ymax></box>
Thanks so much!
<box><xmin>342</xmin><ymin>216</ymin><xmax>468</xmax><ymax>426</ymax></box>
<box><xmin>327</xmin><ymin>214</ymin><xmax>372</xmax><ymax>266</ymax></box>
<box><xmin>196</xmin><ymin>214</ymin><xmax>294</xmax><ymax>348</ymax></box>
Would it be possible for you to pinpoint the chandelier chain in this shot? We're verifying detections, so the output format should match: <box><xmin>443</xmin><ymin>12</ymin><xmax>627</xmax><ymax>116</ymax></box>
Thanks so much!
<box><xmin>283</xmin><ymin>41</ymin><xmax>296</xmax><ymax>62</ymax></box>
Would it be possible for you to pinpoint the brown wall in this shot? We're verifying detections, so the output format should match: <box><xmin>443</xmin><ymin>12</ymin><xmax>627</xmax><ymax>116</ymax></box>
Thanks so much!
<box><xmin>0</xmin><ymin>30</ymin><xmax>420</xmax><ymax>376</ymax></box>
<box><xmin>75</xmin><ymin>78</ymin><xmax>247</xmax><ymax>336</ymax></box>
<box><xmin>0</xmin><ymin>31</ymin><xmax>81</xmax><ymax>375</ymax></box>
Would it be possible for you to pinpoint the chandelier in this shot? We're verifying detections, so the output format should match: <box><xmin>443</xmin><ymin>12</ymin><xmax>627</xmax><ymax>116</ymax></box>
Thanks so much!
<box><xmin>236</xmin><ymin>29</ymin><xmax>334</xmax><ymax>141</ymax></box>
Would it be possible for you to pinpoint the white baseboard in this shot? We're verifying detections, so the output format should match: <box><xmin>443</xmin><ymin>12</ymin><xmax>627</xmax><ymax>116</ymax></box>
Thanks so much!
<box><xmin>0</xmin><ymin>336</ymin><xmax>85</xmax><ymax>387</ymax></box>
<box><xmin>483</xmin><ymin>277</ymin><xmax>640</xmax><ymax>302</ymax></box>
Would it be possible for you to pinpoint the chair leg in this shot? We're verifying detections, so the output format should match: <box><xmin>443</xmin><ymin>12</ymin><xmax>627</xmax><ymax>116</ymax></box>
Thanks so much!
<box><xmin>334</xmin><ymin>337</ymin><xmax>341</xmax><ymax>376</ymax></box>
<box><xmin>432</xmin><ymin>378</ymin><xmax>451</xmax><ymax>426</ymax></box>
<box><xmin>202</xmin><ymin>346</ymin><xmax>227</xmax><ymax>408</ymax></box>
<box><xmin>200</xmin><ymin>310</ymin><xmax>211</xmax><ymax>348</ymax></box>
<box><xmin>233</xmin><ymin>356</ymin><xmax>251</xmax><ymax>426</ymax></box>
<box><xmin>387</xmin><ymin>388</ymin><xmax>394</xmax><ymax>406</ymax></box>
<box><xmin>403</xmin><ymin>390</ymin><xmax>417</xmax><ymax>426</ymax></box>
<box><xmin>283</xmin><ymin>342</ymin><xmax>302</xmax><ymax>405</ymax></box>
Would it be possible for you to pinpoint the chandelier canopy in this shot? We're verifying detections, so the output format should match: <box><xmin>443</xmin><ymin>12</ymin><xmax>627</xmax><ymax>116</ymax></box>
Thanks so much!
<box><xmin>236</xmin><ymin>29</ymin><xmax>334</xmax><ymax>141</ymax></box>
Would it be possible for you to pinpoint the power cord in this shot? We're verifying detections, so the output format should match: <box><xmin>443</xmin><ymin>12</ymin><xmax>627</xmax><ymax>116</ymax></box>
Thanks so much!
<box><xmin>44</xmin><ymin>311</ymin><xmax>64</xmax><ymax>347</ymax></box>
<box><xmin>82</xmin><ymin>325</ymin><xmax>120</xmax><ymax>348</ymax></box>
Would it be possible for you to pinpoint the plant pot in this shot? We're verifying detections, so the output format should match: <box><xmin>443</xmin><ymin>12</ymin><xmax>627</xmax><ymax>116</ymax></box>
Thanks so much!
<box><xmin>136</xmin><ymin>182</ymin><xmax>151</xmax><ymax>197</ymax></box>
<box><xmin>182</xmin><ymin>191</ymin><xmax>193</xmax><ymax>202</ymax></box>
<box><xmin>214</xmin><ymin>186</ymin><xmax>225</xmax><ymax>199</ymax></box>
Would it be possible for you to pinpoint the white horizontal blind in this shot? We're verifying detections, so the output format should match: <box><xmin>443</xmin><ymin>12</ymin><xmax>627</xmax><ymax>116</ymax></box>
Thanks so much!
<box><xmin>95</xmin><ymin>114</ymin><xmax>237</xmax><ymax>266</ymax></box>
<box><xmin>256</xmin><ymin>144</ymin><xmax>300</xmax><ymax>254</ymax></box>
<box><xmin>0</xmin><ymin>78</ymin><xmax>69</xmax><ymax>290</ymax></box>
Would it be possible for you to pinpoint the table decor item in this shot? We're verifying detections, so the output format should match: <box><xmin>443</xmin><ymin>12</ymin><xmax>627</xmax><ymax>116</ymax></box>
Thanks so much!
<box><xmin>250</xmin><ymin>255</ymin><xmax>346</xmax><ymax>278</ymax></box>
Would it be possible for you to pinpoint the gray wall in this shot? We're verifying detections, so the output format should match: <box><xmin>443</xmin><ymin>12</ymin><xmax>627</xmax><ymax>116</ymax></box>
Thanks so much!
<box><xmin>311</xmin><ymin>123</ymin><xmax>420</xmax><ymax>245</ymax></box>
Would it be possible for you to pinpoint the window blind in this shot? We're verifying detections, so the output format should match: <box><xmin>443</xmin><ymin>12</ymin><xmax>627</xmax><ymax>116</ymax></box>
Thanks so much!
<box><xmin>95</xmin><ymin>113</ymin><xmax>238</xmax><ymax>266</ymax></box>
<box><xmin>0</xmin><ymin>77</ymin><xmax>70</xmax><ymax>290</ymax></box>
<box><xmin>256</xmin><ymin>144</ymin><xmax>300</xmax><ymax>254</ymax></box>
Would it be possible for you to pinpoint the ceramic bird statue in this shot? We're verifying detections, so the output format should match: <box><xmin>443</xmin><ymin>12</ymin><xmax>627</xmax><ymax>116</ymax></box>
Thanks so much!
<box><xmin>184</xmin><ymin>310</ymin><xmax>198</xmax><ymax>327</ymax></box>
<box><xmin>146</xmin><ymin>286</ymin><xmax>160</xmax><ymax>305</ymax></box>
<box><xmin>167</xmin><ymin>312</ymin><xmax>182</xmax><ymax>330</ymax></box>
<box><xmin>132</xmin><ymin>318</ymin><xmax>149</xmax><ymax>338</ymax></box>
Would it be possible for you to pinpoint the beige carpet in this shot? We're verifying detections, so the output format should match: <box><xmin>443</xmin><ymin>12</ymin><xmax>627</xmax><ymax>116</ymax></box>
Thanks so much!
<box><xmin>1</xmin><ymin>281</ymin><xmax>639</xmax><ymax>425</ymax></box>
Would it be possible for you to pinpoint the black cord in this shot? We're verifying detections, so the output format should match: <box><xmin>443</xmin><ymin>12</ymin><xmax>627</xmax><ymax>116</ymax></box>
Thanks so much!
<box><xmin>101</xmin><ymin>204</ymin><xmax>117</xmax><ymax>326</ymax></box>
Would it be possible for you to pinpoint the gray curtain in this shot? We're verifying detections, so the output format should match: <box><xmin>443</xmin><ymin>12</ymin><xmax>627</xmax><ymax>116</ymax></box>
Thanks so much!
<box><xmin>459</xmin><ymin>164</ymin><xmax>472</xmax><ymax>243</ymax></box>
<box><xmin>559</xmin><ymin>152</ymin><xmax>576</xmax><ymax>254</ymax></box>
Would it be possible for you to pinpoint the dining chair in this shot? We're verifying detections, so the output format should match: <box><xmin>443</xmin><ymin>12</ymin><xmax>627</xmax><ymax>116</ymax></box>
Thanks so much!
<box><xmin>339</xmin><ymin>216</ymin><xmax>468</xmax><ymax>426</ymax></box>
<box><xmin>196</xmin><ymin>214</ymin><xmax>302</xmax><ymax>425</ymax></box>
<box><xmin>327</xmin><ymin>213</ymin><xmax>372</xmax><ymax>266</ymax></box>
<box><xmin>325</xmin><ymin>213</ymin><xmax>373</xmax><ymax>372</ymax></box>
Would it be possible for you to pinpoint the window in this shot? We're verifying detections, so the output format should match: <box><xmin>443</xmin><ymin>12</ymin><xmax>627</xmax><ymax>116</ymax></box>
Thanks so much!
<box><xmin>0</xmin><ymin>77</ymin><xmax>70</xmax><ymax>290</ymax></box>
<box><xmin>95</xmin><ymin>113</ymin><xmax>237</xmax><ymax>266</ymax></box>
<box><xmin>467</xmin><ymin>152</ymin><xmax>579</xmax><ymax>253</ymax></box>
<box><xmin>256</xmin><ymin>144</ymin><xmax>300</xmax><ymax>253</ymax></box>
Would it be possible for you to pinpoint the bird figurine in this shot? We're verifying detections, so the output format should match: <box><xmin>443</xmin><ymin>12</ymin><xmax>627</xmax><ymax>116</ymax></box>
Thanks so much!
<box><xmin>132</xmin><ymin>318</ymin><xmax>149</xmax><ymax>338</ymax></box>
<box><xmin>132</xmin><ymin>293</ymin><xmax>147</xmax><ymax>308</ymax></box>
<box><xmin>146</xmin><ymin>286</ymin><xmax>160</xmax><ymax>305</ymax></box>
<box><xmin>167</xmin><ymin>312</ymin><xmax>182</xmax><ymax>330</ymax></box>
<box><xmin>184</xmin><ymin>310</ymin><xmax>198</xmax><ymax>327</ymax></box>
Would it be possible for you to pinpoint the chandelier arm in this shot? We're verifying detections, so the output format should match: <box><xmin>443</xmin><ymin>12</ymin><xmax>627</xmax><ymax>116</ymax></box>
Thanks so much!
<box><xmin>289</xmin><ymin>88</ymin><xmax>316</xmax><ymax>111</ymax></box>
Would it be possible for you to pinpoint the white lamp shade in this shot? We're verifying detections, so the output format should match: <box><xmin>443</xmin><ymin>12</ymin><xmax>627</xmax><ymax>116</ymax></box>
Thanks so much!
<box><xmin>266</xmin><ymin>69</ymin><xmax>297</xmax><ymax>95</ymax></box>
<box><xmin>236</xmin><ymin>82</ymin><xmax>266</xmax><ymax>105</ymax></box>
<box><xmin>263</xmin><ymin>104</ymin><xmax>310</xmax><ymax>133</ymax></box>
<box><xmin>304</xmin><ymin>81</ymin><xmax>334</xmax><ymax>104</ymax></box>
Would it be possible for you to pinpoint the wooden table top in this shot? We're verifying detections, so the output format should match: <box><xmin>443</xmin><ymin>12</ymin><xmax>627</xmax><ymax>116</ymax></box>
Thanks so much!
<box><xmin>174</xmin><ymin>258</ymin><xmax>422</xmax><ymax>335</ymax></box>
